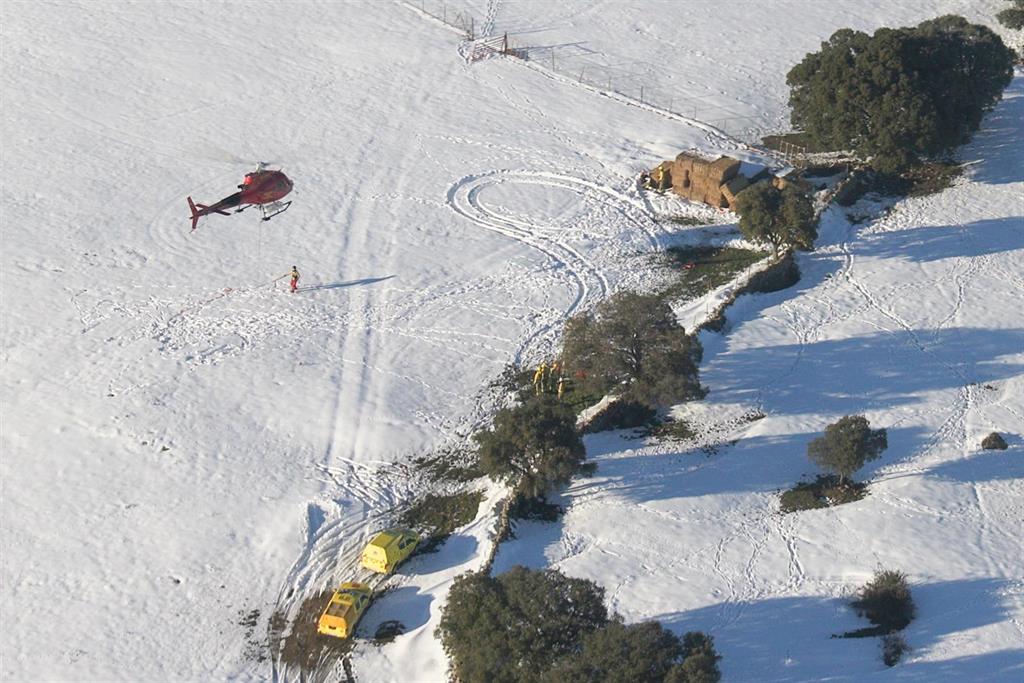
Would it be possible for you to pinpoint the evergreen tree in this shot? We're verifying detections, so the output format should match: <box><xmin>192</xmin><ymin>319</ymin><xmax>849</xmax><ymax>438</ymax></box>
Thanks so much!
<box><xmin>475</xmin><ymin>395</ymin><xmax>588</xmax><ymax>499</ymax></box>
<box><xmin>437</xmin><ymin>567</ymin><xmax>609</xmax><ymax>683</ymax></box>
<box><xmin>787</xmin><ymin>17</ymin><xmax>1014</xmax><ymax>172</ymax></box>
<box><xmin>734</xmin><ymin>183</ymin><xmax>817</xmax><ymax>253</ymax></box>
<box><xmin>806</xmin><ymin>415</ymin><xmax>888</xmax><ymax>485</ymax></box>
<box><xmin>541</xmin><ymin>621</ymin><xmax>685</xmax><ymax>683</ymax></box>
<box><xmin>562</xmin><ymin>292</ymin><xmax>703</xmax><ymax>407</ymax></box>
<box><xmin>665</xmin><ymin>632</ymin><xmax>722</xmax><ymax>683</ymax></box>
<box><xmin>997</xmin><ymin>0</ymin><xmax>1024</xmax><ymax>30</ymax></box>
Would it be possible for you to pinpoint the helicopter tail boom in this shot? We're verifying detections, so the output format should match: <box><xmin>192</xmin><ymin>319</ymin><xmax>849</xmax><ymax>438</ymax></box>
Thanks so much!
<box><xmin>187</xmin><ymin>196</ymin><xmax>232</xmax><ymax>231</ymax></box>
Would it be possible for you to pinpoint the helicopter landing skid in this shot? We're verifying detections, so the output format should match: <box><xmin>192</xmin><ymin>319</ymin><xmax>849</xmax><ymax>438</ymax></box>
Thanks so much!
<box><xmin>261</xmin><ymin>201</ymin><xmax>292</xmax><ymax>222</ymax></box>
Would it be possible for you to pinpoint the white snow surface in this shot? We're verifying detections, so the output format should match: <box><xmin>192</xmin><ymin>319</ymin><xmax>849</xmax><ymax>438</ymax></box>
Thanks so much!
<box><xmin>1</xmin><ymin>1</ymin><xmax>1021</xmax><ymax>682</ymax></box>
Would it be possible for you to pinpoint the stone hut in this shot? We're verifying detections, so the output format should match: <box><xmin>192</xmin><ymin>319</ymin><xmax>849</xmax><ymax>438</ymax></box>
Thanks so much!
<box><xmin>674</xmin><ymin>154</ymin><xmax>740</xmax><ymax>208</ymax></box>
<box><xmin>652</xmin><ymin>153</ymin><xmax>744</xmax><ymax>208</ymax></box>
<box><xmin>648</xmin><ymin>152</ymin><xmax>801</xmax><ymax>210</ymax></box>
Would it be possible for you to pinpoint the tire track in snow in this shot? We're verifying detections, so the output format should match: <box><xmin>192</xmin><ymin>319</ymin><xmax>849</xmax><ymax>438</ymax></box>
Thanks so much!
<box><xmin>270</xmin><ymin>169</ymin><xmax>661</xmax><ymax>682</ymax></box>
<box><xmin>268</xmin><ymin>143</ymin><xmax>403</xmax><ymax>683</ymax></box>
<box><xmin>447</xmin><ymin>169</ymin><xmax>660</xmax><ymax>362</ymax></box>
<box><xmin>268</xmin><ymin>493</ymin><xmax>416</xmax><ymax>683</ymax></box>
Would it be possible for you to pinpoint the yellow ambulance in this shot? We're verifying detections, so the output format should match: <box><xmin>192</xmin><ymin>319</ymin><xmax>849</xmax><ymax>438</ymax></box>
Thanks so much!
<box><xmin>317</xmin><ymin>582</ymin><xmax>373</xmax><ymax>639</ymax></box>
<box><xmin>360</xmin><ymin>528</ymin><xmax>420</xmax><ymax>574</ymax></box>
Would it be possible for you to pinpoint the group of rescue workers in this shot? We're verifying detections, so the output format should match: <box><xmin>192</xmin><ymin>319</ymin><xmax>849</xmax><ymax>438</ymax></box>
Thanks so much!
<box><xmin>532</xmin><ymin>360</ymin><xmax>570</xmax><ymax>399</ymax></box>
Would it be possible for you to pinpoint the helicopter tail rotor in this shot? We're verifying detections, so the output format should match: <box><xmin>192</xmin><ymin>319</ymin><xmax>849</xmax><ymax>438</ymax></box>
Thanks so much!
<box><xmin>187</xmin><ymin>196</ymin><xmax>232</xmax><ymax>231</ymax></box>
<box><xmin>188</xmin><ymin>196</ymin><xmax>201</xmax><ymax>232</ymax></box>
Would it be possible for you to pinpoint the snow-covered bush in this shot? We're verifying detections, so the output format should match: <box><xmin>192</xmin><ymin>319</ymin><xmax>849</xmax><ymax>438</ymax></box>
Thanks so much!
<box><xmin>579</xmin><ymin>398</ymin><xmax>657</xmax><ymax>434</ymax></box>
<box><xmin>780</xmin><ymin>484</ymin><xmax>827</xmax><ymax>513</ymax></box>
<box><xmin>399</xmin><ymin>491</ymin><xmax>483</xmax><ymax>552</ymax></box>
<box><xmin>781</xmin><ymin>475</ymin><xmax>868</xmax><ymax>513</ymax></box>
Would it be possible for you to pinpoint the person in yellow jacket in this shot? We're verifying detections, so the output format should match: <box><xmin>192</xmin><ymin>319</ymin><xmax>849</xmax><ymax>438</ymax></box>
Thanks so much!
<box><xmin>557</xmin><ymin>375</ymin><xmax>567</xmax><ymax>400</ymax></box>
<box><xmin>533</xmin><ymin>362</ymin><xmax>547</xmax><ymax>395</ymax></box>
<box><xmin>289</xmin><ymin>266</ymin><xmax>300</xmax><ymax>293</ymax></box>
<box><xmin>548</xmin><ymin>360</ymin><xmax>560</xmax><ymax>390</ymax></box>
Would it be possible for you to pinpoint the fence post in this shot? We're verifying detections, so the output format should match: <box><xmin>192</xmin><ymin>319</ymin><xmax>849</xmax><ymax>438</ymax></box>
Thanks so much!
<box><xmin>503</xmin><ymin>32</ymin><xmax>508</xmax><ymax>54</ymax></box>
<box><xmin>579</xmin><ymin>67</ymin><xmax>585</xmax><ymax>83</ymax></box>
<box><xmin>640</xmin><ymin>85</ymin><xmax>644</xmax><ymax>103</ymax></box>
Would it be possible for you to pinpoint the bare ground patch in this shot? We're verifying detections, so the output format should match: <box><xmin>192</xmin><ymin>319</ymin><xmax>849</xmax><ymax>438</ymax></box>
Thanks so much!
<box><xmin>271</xmin><ymin>590</ymin><xmax>354</xmax><ymax>677</ymax></box>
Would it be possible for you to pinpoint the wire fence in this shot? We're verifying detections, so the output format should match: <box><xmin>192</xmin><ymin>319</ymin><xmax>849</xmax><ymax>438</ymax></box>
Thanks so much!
<box><xmin>407</xmin><ymin>0</ymin><xmax>779</xmax><ymax>144</ymax></box>
<box><xmin>410</xmin><ymin>0</ymin><xmax>490</xmax><ymax>41</ymax></box>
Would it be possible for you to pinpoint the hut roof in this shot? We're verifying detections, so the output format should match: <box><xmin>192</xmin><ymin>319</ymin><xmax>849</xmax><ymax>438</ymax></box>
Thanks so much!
<box><xmin>675</xmin><ymin>150</ymin><xmax>712</xmax><ymax>165</ymax></box>
<box><xmin>738</xmin><ymin>160</ymin><xmax>768</xmax><ymax>179</ymax></box>
<box><xmin>724</xmin><ymin>175</ymin><xmax>750</xmax><ymax>194</ymax></box>
<box><xmin>708</xmin><ymin>156</ymin><xmax>740</xmax><ymax>172</ymax></box>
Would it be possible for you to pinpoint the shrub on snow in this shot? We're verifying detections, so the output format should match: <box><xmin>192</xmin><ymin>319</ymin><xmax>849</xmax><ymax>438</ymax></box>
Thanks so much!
<box><xmin>981</xmin><ymin>432</ymin><xmax>1008</xmax><ymax>450</ymax></box>
<box><xmin>852</xmin><ymin>569</ymin><xmax>916</xmax><ymax>633</ymax></box>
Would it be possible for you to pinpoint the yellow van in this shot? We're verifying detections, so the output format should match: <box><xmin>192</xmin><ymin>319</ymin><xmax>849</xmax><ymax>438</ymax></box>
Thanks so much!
<box><xmin>360</xmin><ymin>528</ymin><xmax>420</xmax><ymax>574</ymax></box>
<box><xmin>317</xmin><ymin>582</ymin><xmax>373</xmax><ymax>639</ymax></box>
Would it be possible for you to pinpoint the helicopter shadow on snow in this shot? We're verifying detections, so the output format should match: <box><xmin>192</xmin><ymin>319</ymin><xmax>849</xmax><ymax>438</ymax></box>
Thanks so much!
<box><xmin>296</xmin><ymin>275</ymin><xmax>395</xmax><ymax>292</ymax></box>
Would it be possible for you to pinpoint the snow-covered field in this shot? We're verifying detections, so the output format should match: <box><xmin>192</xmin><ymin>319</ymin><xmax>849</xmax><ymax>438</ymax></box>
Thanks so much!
<box><xmin>1</xmin><ymin>1</ymin><xmax>1021</xmax><ymax>682</ymax></box>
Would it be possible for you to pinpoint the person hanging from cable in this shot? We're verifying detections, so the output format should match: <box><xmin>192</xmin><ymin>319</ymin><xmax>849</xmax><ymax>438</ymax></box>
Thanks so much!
<box><xmin>289</xmin><ymin>265</ymin><xmax>300</xmax><ymax>293</ymax></box>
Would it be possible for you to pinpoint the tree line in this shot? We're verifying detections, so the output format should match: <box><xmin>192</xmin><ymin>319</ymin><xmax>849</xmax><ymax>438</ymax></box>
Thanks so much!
<box><xmin>787</xmin><ymin>15</ymin><xmax>1015</xmax><ymax>173</ymax></box>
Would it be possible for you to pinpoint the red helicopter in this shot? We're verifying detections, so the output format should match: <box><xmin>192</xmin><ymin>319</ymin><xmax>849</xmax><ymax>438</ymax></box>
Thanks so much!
<box><xmin>187</xmin><ymin>164</ymin><xmax>293</xmax><ymax>231</ymax></box>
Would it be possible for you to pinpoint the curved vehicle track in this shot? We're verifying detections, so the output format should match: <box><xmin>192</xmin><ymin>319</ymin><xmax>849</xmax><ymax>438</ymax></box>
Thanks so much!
<box><xmin>447</xmin><ymin>169</ymin><xmax>661</xmax><ymax>363</ymax></box>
